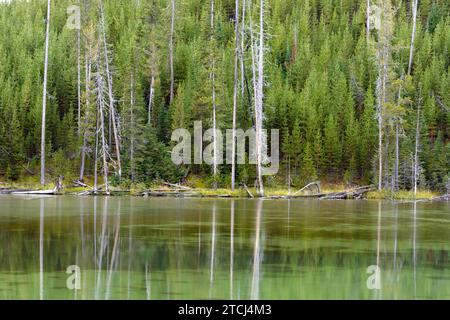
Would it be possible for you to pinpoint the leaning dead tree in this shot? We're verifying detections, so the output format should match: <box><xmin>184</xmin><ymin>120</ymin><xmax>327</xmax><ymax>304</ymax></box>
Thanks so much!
<box><xmin>40</xmin><ymin>0</ymin><xmax>51</xmax><ymax>186</ymax></box>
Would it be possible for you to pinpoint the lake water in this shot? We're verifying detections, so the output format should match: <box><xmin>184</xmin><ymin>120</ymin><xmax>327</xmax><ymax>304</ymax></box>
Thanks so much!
<box><xmin>0</xmin><ymin>196</ymin><xmax>449</xmax><ymax>300</ymax></box>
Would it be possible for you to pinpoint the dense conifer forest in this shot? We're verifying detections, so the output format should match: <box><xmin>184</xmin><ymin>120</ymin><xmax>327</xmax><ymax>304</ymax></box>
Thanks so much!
<box><xmin>0</xmin><ymin>0</ymin><xmax>449</xmax><ymax>193</ymax></box>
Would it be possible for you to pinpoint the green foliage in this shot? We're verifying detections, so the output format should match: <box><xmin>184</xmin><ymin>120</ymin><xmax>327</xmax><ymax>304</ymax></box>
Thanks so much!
<box><xmin>0</xmin><ymin>0</ymin><xmax>448</xmax><ymax>191</ymax></box>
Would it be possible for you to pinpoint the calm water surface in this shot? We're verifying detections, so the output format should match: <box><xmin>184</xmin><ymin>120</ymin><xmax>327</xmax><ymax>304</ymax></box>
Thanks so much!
<box><xmin>0</xmin><ymin>196</ymin><xmax>449</xmax><ymax>300</ymax></box>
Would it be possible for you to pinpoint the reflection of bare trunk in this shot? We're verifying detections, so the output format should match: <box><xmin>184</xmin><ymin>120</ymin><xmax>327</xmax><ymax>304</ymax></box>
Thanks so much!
<box><xmin>376</xmin><ymin>202</ymin><xmax>381</xmax><ymax>268</ymax></box>
<box><xmin>412</xmin><ymin>201</ymin><xmax>417</xmax><ymax>297</ymax></box>
<box><xmin>376</xmin><ymin>201</ymin><xmax>382</xmax><ymax>299</ymax></box>
<box><xmin>80</xmin><ymin>199</ymin><xmax>85</xmax><ymax>257</ymax></box>
<box><xmin>106</xmin><ymin>200</ymin><xmax>121</xmax><ymax>300</ymax></box>
<box><xmin>393</xmin><ymin>205</ymin><xmax>398</xmax><ymax>276</ymax></box>
<box><xmin>209</xmin><ymin>202</ymin><xmax>216</xmax><ymax>299</ymax></box>
<box><xmin>93</xmin><ymin>197</ymin><xmax>98</xmax><ymax>270</ymax></box>
<box><xmin>39</xmin><ymin>199</ymin><xmax>45</xmax><ymax>300</ymax></box>
<box><xmin>95</xmin><ymin>197</ymin><xmax>108</xmax><ymax>299</ymax></box>
<box><xmin>230</xmin><ymin>200</ymin><xmax>235</xmax><ymax>299</ymax></box>
<box><xmin>145</xmin><ymin>262</ymin><xmax>151</xmax><ymax>300</ymax></box>
<box><xmin>127</xmin><ymin>201</ymin><xmax>133</xmax><ymax>300</ymax></box>
<box><xmin>251</xmin><ymin>200</ymin><xmax>262</xmax><ymax>300</ymax></box>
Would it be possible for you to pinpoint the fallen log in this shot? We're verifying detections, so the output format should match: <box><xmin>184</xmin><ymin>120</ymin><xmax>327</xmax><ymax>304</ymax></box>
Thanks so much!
<box><xmin>431</xmin><ymin>194</ymin><xmax>450</xmax><ymax>201</ymax></box>
<box><xmin>320</xmin><ymin>186</ymin><xmax>374</xmax><ymax>200</ymax></box>
<box><xmin>142</xmin><ymin>190</ymin><xmax>201</xmax><ymax>197</ymax></box>
<box><xmin>162</xmin><ymin>182</ymin><xmax>192</xmax><ymax>190</ymax></box>
<box><xmin>73</xmin><ymin>180</ymin><xmax>92</xmax><ymax>189</ymax></box>
<box><xmin>10</xmin><ymin>188</ymin><xmax>57</xmax><ymax>195</ymax></box>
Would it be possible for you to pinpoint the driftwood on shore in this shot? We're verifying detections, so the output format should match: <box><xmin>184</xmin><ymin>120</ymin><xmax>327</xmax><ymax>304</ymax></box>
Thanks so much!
<box><xmin>431</xmin><ymin>194</ymin><xmax>450</xmax><ymax>201</ymax></box>
<box><xmin>267</xmin><ymin>185</ymin><xmax>374</xmax><ymax>200</ymax></box>
<box><xmin>0</xmin><ymin>188</ymin><xmax>57</xmax><ymax>195</ymax></box>
<box><xmin>319</xmin><ymin>185</ymin><xmax>374</xmax><ymax>200</ymax></box>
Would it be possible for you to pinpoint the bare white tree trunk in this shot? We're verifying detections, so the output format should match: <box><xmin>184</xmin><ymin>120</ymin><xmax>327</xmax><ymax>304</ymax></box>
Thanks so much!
<box><xmin>366</xmin><ymin>0</ymin><xmax>371</xmax><ymax>41</ymax></box>
<box><xmin>210</xmin><ymin>0</ymin><xmax>218</xmax><ymax>189</ymax></box>
<box><xmin>169</xmin><ymin>0</ymin><xmax>175</xmax><ymax>105</ymax></box>
<box><xmin>394</xmin><ymin>123</ymin><xmax>399</xmax><ymax>190</ymax></box>
<box><xmin>98</xmin><ymin>85</ymin><xmax>109</xmax><ymax>194</ymax></box>
<box><xmin>79</xmin><ymin>46</ymin><xmax>92</xmax><ymax>181</ymax></box>
<box><xmin>376</xmin><ymin>68</ymin><xmax>384</xmax><ymax>191</ymax></box>
<box><xmin>94</xmin><ymin>100</ymin><xmax>99</xmax><ymax>192</ymax></box>
<box><xmin>231</xmin><ymin>0</ymin><xmax>240</xmax><ymax>191</ymax></box>
<box><xmin>100</xmin><ymin>1</ymin><xmax>122</xmax><ymax>178</ymax></box>
<box><xmin>130</xmin><ymin>72</ymin><xmax>136</xmax><ymax>181</ymax></box>
<box><xmin>148</xmin><ymin>75</ymin><xmax>155</xmax><ymax>125</ymax></box>
<box><xmin>240</xmin><ymin>0</ymin><xmax>246</xmax><ymax>99</ymax></box>
<box><xmin>375</xmin><ymin>2</ymin><xmax>393</xmax><ymax>191</ymax></box>
<box><xmin>408</xmin><ymin>0</ymin><xmax>418</xmax><ymax>75</ymax></box>
<box><xmin>77</xmin><ymin>26</ymin><xmax>81</xmax><ymax>136</ymax></box>
<box><xmin>255</xmin><ymin>0</ymin><xmax>265</xmax><ymax>197</ymax></box>
<box><xmin>414</xmin><ymin>103</ymin><xmax>420</xmax><ymax>197</ymax></box>
<box><xmin>41</xmin><ymin>0</ymin><xmax>51</xmax><ymax>186</ymax></box>
<box><xmin>95</xmin><ymin>33</ymin><xmax>109</xmax><ymax>194</ymax></box>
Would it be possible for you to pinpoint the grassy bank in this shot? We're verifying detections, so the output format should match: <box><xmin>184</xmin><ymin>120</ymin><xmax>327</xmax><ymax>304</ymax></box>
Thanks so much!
<box><xmin>1</xmin><ymin>177</ymin><xmax>443</xmax><ymax>200</ymax></box>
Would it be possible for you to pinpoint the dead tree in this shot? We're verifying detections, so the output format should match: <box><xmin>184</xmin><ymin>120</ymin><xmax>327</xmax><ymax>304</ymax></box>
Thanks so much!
<box><xmin>413</xmin><ymin>98</ymin><xmax>421</xmax><ymax>197</ymax></box>
<box><xmin>79</xmin><ymin>42</ymin><xmax>92</xmax><ymax>182</ymax></box>
<box><xmin>95</xmin><ymin>33</ymin><xmax>110</xmax><ymax>194</ymax></box>
<box><xmin>99</xmin><ymin>1</ymin><xmax>122</xmax><ymax>178</ymax></box>
<box><xmin>231</xmin><ymin>0</ymin><xmax>240</xmax><ymax>191</ymax></box>
<box><xmin>41</xmin><ymin>0</ymin><xmax>51</xmax><ymax>186</ymax></box>
<box><xmin>77</xmin><ymin>21</ymin><xmax>82</xmax><ymax>136</ymax></box>
<box><xmin>130</xmin><ymin>72</ymin><xmax>136</xmax><ymax>181</ymax></box>
<box><xmin>254</xmin><ymin>0</ymin><xmax>266</xmax><ymax>197</ymax></box>
<box><xmin>375</xmin><ymin>0</ymin><xmax>394</xmax><ymax>191</ymax></box>
<box><xmin>169</xmin><ymin>0</ymin><xmax>175</xmax><ymax>105</ymax></box>
<box><xmin>148</xmin><ymin>74</ymin><xmax>155</xmax><ymax>125</ymax></box>
<box><xmin>366</xmin><ymin>0</ymin><xmax>371</xmax><ymax>41</ymax></box>
<box><xmin>407</xmin><ymin>0</ymin><xmax>418</xmax><ymax>75</ymax></box>
<box><xmin>210</xmin><ymin>0</ymin><xmax>218</xmax><ymax>189</ymax></box>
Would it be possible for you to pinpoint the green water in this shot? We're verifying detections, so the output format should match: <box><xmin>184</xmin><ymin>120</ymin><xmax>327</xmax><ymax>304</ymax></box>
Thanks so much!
<box><xmin>0</xmin><ymin>196</ymin><xmax>449</xmax><ymax>300</ymax></box>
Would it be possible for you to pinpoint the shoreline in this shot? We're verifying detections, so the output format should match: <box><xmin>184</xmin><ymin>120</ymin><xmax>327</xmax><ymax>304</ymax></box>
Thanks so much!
<box><xmin>1</xmin><ymin>182</ymin><xmax>448</xmax><ymax>201</ymax></box>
